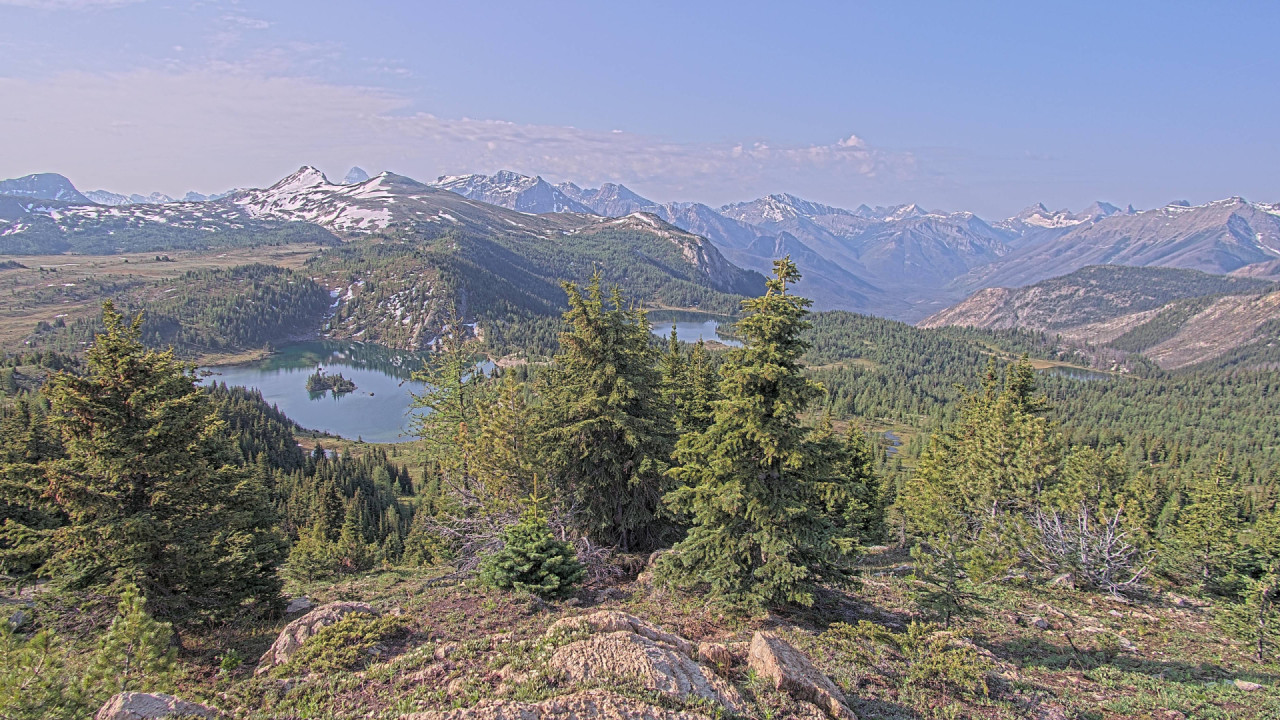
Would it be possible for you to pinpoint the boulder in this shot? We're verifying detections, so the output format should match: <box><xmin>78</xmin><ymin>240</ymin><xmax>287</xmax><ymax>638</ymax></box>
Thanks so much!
<box><xmin>549</xmin><ymin>631</ymin><xmax>744</xmax><ymax>714</ymax></box>
<box><xmin>7</xmin><ymin>608</ymin><xmax>29</xmax><ymax>630</ymax></box>
<box><xmin>255</xmin><ymin>601</ymin><xmax>377</xmax><ymax>675</ymax></box>
<box><xmin>401</xmin><ymin>689</ymin><xmax>711</xmax><ymax>719</ymax></box>
<box><xmin>545</xmin><ymin>610</ymin><xmax>693</xmax><ymax>658</ymax></box>
<box><xmin>94</xmin><ymin>692</ymin><xmax>218</xmax><ymax>720</ymax></box>
<box><xmin>285</xmin><ymin>597</ymin><xmax>313</xmax><ymax>614</ymax></box>
<box><xmin>697</xmin><ymin>641</ymin><xmax>733</xmax><ymax>671</ymax></box>
<box><xmin>747</xmin><ymin>631</ymin><xmax>855</xmax><ymax>720</ymax></box>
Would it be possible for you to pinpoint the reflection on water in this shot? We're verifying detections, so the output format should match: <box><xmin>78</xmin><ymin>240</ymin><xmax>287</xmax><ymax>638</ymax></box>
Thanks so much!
<box><xmin>883</xmin><ymin>431</ymin><xmax>901</xmax><ymax>456</ymax></box>
<box><xmin>648</xmin><ymin>310</ymin><xmax>743</xmax><ymax>348</ymax></box>
<box><xmin>199</xmin><ymin>341</ymin><xmax>494</xmax><ymax>444</ymax></box>
<box><xmin>1039</xmin><ymin>366</ymin><xmax>1112</xmax><ymax>382</ymax></box>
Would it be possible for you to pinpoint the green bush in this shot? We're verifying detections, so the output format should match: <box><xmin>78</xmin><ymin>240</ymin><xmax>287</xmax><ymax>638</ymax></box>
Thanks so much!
<box><xmin>479</xmin><ymin>505</ymin><xmax>584</xmax><ymax>600</ymax></box>
<box><xmin>276</xmin><ymin>613</ymin><xmax>408</xmax><ymax>676</ymax></box>
<box><xmin>901</xmin><ymin>622</ymin><xmax>992</xmax><ymax>698</ymax></box>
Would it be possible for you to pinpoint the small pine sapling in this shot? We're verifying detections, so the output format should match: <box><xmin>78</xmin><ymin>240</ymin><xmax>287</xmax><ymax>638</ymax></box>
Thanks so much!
<box><xmin>480</xmin><ymin>488</ymin><xmax>584</xmax><ymax>600</ymax></box>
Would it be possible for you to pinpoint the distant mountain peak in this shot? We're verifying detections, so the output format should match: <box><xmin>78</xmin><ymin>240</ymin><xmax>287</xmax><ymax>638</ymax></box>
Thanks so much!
<box><xmin>882</xmin><ymin>203</ymin><xmax>929</xmax><ymax>221</ymax></box>
<box><xmin>0</xmin><ymin>172</ymin><xmax>90</xmax><ymax>204</ymax></box>
<box><xmin>269</xmin><ymin>166</ymin><xmax>331</xmax><ymax>194</ymax></box>
<box><xmin>434</xmin><ymin>170</ymin><xmax>593</xmax><ymax>214</ymax></box>
<box><xmin>556</xmin><ymin>181</ymin><xmax>654</xmax><ymax>216</ymax></box>
<box><xmin>342</xmin><ymin>167</ymin><xmax>371</xmax><ymax>184</ymax></box>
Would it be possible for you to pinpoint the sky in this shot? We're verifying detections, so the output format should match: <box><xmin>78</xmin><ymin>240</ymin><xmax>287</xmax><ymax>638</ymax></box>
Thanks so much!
<box><xmin>1</xmin><ymin>0</ymin><xmax>1277</xmax><ymax>217</ymax></box>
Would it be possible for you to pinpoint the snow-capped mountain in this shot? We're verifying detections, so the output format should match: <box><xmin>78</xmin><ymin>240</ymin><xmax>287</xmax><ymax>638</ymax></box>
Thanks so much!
<box><xmin>5</xmin><ymin>165</ymin><xmax>1278</xmax><ymax>322</ymax></box>
<box><xmin>83</xmin><ymin>190</ymin><xmax>132</xmax><ymax>206</ymax></box>
<box><xmin>0</xmin><ymin>166</ymin><xmax>763</xmax><ymax>297</ymax></box>
<box><xmin>718</xmin><ymin>193</ymin><xmax>1009</xmax><ymax>305</ymax></box>
<box><xmin>83</xmin><ymin>189</ymin><xmax>230</xmax><ymax>206</ymax></box>
<box><xmin>993</xmin><ymin>201</ymin><xmax>1134</xmax><ymax>249</ymax></box>
<box><xmin>232</xmin><ymin>166</ymin><xmax>585</xmax><ymax>237</ymax></box>
<box><xmin>0</xmin><ymin>173</ymin><xmax>90</xmax><ymax>204</ymax></box>
<box><xmin>557</xmin><ymin>182</ymin><xmax>655</xmax><ymax>216</ymax></box>
<box><xmin>434</xmin><ymin>171</ymin><xmax>593</xmax><ymax>214</ymax></box>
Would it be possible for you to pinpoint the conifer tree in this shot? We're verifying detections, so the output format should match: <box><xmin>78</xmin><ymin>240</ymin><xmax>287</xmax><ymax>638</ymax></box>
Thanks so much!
<box><xmin>479</xmin><ymin>494</ymin><xmax>584</xmax><ymax>599</ymax></box>
<box><xmin>1157</xmin><ymin>456</ymin><xmax>1245</xmax><ymax>596</ymax></box>
<box><xmin>0</xmin><ymin>396</ymin><xmax>62</xmax><ymax>582</ymax></box>
<box><xmin>284</xmin><ymin>520</ymin><xmax>339</xmax><ymax>583</ymax></box>
<box><xmin>900</xmin><ymin>356</ymin><xmax>1059</xmax><ymax>619</ymax></box>
<box><xmin>660</xmin><ymin>258</ymin><xmax>867</xmax><ymax>607</ymax></box>
<box><xmin>81</xmin><ymin>585</ymin><xmax>176</xmax><ymax>703</ymax></box>
<box><xmin>469</xmin><ymin>372</ymin><xmax>537</xmax><ymax>512</ymax></box>
<box><xmin>536</xmin><ymin>275</ymin><xmax>673</xmax><ymax>550</ymax></box>
<box><xmin>335</xmin><ymin>497</ymin><xmax>375</xmax><ymax>573</ymax></box>
<box><xmin>1227</xmin><ymin>505</ymin><xmax>1280</xmax><ymax>663</ymax></box>
<box><xmin>410</xmin><ymin>319</ymin><xmax>481</xmax><ymax>479</ymax></box>
<box><xmin>43</xmin><ymin>302</ymin><xmax>282</xmax><ymax>619</ymax></box>
<box><xmin>0</xmin><ymin>626</ymin><xmax>83</xmax><ymax>720</ymax></box>
<box><xmin>659</xmin><ymin>330</ymin><xmax>719</xmax><ymax>435</ymax></box>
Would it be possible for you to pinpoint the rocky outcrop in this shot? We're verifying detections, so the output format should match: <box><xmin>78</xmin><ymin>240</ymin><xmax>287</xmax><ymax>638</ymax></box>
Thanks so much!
<box><xmin>94</xmin><ymin>692</ymin><xmax>219</xmax><ymax>720</ymax></box>
<box><xmin>697</xmin><ymin>641</ymin><xmax>733</xmax><ymax>671</ymax></box>
<box><xmin>545</xmin><ymin>610</ymin><xmax>694</xmax><ymax>658</ymax></box>
<box><xmin>549</xmin><ymin>631</ymin><xmax>744</xmax><ymax>713</ymax></box>
<box><xmin>256</xmin><ymin>601</ymin><xmax>377</xmax><ymax>675</ymax></box>
<box><xmin>402</xmin><ymin>689</ymin><xmax>711</xmax><ymax>719</ymax></box>
<box><xmin>748</xmin><ymin>631</ymin><xmax>856</xmax><ymax>720</ymax></box>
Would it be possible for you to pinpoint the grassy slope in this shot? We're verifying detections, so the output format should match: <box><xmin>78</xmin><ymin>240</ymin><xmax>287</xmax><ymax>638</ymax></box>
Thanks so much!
<box><xmin>0</xmin><ymin>244</ymin><xmax>326</xmax><ymax>353</ymax></box>
<box><xmin>100</xmin><ymin>549</ymin><xmax>1277</xmax><ymax>720</ymax></box>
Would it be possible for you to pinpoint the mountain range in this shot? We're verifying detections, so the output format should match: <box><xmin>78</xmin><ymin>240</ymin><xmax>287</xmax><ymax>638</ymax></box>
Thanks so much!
<box><xmin>3</xmin><ymin>167</ymin><xmax>1279</xmax><ymax>324</ymax></box>
<box><xmin>432</xmin><ymin>171</ymin><xmax>1280</xmax><ymax>319</ymax></box>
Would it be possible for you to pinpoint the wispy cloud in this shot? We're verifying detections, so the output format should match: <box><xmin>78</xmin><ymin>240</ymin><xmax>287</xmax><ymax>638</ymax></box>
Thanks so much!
<box><xmin>220</xmin><ymin>14</ymin><xmax>270</xmax><ymax>31</ymax></box>
<box><xmin>0</xmin><ymin>69</ymin><xmax>923</xmax><ymax>205</ymax></box>
<box><xmin>0</xmin><ymin>0</ymin><xmax>143</xmax><ymax>8</ymax></box>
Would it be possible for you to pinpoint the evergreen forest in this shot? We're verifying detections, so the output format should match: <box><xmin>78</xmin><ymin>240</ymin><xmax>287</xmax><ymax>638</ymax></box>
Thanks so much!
<box><xmin>1</xmin><ymin>258</ymin><xmax>1277</xmax><ymax>720</ymax></box>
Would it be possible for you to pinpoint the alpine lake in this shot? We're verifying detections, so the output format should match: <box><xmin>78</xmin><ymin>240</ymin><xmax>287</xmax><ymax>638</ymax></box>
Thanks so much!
<box><xmin>199</xmin><ymin>342</ymin><xmax>471</xmax><ymax>444</ymax></box>
<box><xmin>199</xmin><ymin>312</ymin><xmax>739</xmax><ymax>444</ymax></box>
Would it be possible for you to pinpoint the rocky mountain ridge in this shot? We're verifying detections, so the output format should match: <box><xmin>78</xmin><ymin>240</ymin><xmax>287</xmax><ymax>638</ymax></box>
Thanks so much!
<box><xmin>922</xmin><ymin>265</ymin><xmax>1280</xmax><ymax>370</ymax></box>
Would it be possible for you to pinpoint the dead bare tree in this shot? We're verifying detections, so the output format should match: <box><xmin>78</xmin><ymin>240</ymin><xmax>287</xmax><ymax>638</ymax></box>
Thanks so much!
<box><xmin>1026</xmin><ymin>502</ymin><xmax>1150</xmax><ymax>596</ymax></box>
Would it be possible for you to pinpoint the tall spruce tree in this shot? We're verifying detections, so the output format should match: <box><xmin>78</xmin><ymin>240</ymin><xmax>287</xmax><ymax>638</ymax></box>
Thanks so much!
<box><xmin>410</xmin><ymin>319</ymin><xmax>482</xmax><ymax>480</ymax></box>
<box><xmin>659</xmin><ymin>330</ymin><xmax>719</xmax><ymax>436</ymax></box>
<box><xmin>43</xmin><ymin>302</ymin><xmax>283</xmax><ymax>620</ymax></box>
<box><xmin>536</xmin><ymin>275</ymin><xmax>673</xmax><ymax>551</ymax></box>
<box><xmin>659</xmin><ymin>258</ymin><xmax>869</xmax><ymax>607</ymax></box>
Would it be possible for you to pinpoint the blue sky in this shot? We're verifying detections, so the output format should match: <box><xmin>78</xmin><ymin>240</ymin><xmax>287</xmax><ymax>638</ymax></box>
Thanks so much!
<box><xmin>1</xmin><ymin>0</ymin><xmax>1277</xmax><ymax>217</ymax></box>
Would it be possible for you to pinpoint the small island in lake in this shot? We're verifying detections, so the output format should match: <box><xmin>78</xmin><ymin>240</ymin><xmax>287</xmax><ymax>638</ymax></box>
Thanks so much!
<box><xmin>305</xmin><ymin>368</ymin><xmax>357</xmax><ymax>396</ymax></box>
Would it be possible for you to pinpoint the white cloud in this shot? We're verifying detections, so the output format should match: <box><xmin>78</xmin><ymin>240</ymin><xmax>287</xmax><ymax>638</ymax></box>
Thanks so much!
<box><xmin>0</xmin><ymin>69</ymin><xmax>921</xmax><ymax>204</ymax></box>
<box><xmin>220</xmin><ymin>14</ymin><xmax>270</xmax><ymax>31</ymax></box>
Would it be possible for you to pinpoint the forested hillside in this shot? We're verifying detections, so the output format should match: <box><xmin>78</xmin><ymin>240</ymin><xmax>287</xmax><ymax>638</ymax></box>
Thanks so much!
<box><xmin>23</xmin><ymin>264</ymin><xmax>333</xmax><ymax>358</ymax></box>
<box><xmin>307</xmin><ymin>222</ymin><xmax>762</xmax><ymax>354</ymax></box>
<box><xmin>2</xmin><ymin>261</ymin><xmax>1278</xmax><ymax>720</ymax></box>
